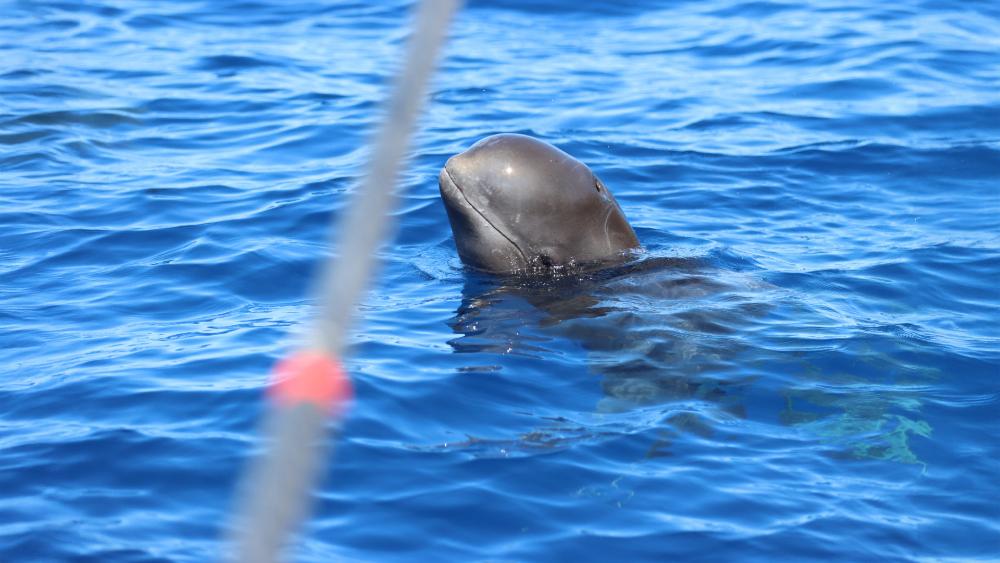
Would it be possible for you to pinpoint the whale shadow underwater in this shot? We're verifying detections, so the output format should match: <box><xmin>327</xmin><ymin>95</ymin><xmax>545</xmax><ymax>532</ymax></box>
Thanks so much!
<box><xmin>446</xmin><ymin>255</ymin><xmax>772</xmax><ymax>457</ymax></box>
<box><xmin>434</xmin><ymin>134</ymin><xmax>934</xmax><ymax>464</ymax></box>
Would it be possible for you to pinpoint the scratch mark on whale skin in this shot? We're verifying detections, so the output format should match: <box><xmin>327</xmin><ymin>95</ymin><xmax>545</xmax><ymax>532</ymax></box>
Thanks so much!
<box><xmin>602</xmin><ymin>205</ymin><xmax>614</xmax><ymax>252</ymax></box>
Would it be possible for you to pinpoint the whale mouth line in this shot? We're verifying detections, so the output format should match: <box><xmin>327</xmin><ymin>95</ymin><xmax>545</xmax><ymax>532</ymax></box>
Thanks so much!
<box><xmin>443</xmin><ymin>165</ymin><xmax>528</xmax><ymax>265</ymax></box>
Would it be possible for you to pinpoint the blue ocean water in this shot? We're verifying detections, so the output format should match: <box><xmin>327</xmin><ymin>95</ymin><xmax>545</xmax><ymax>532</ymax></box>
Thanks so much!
<box><xmin>2</xmin><ymin>0</ymin><xmax>999</xmax><ymax>560</ymax></box>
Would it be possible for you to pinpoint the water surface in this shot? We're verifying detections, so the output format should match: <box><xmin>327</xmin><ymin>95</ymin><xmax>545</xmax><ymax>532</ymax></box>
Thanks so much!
<box><xmin>1</xmin><ymin>0</ymin><xmax>998</xmax><ymax>560</ymax></box>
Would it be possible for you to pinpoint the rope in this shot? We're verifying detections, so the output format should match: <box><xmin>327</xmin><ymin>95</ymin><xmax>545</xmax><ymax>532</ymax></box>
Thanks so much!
<box><xmin>229</xmin><ymin>2</ymin><xmax>461</xmax><ymax>560</ymax></box>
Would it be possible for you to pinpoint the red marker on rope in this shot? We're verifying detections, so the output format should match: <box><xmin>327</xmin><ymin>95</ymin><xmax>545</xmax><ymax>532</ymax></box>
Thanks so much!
<box><xmin>268</xmin><ymin>351</ymin><xmax>352</xmax><ymax>416</ymax></box>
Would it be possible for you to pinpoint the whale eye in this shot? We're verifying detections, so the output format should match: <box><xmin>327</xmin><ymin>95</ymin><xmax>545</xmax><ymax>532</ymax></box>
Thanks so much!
<box><xmin>594</xmin><ymin>178</ymin><xmax>603</xmax><ymax>193</ymax></box>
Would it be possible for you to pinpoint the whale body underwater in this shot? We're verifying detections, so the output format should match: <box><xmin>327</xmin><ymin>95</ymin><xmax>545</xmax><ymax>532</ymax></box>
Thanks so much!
<box><xmin>439</xmin><ymin>135</ymin><xmax>781</xmax><ymax>444</ymax></box>
<box><xmin>439</xmin><ymin>134</ymin><xmax>640</xmax><ymax>273</ymax></box>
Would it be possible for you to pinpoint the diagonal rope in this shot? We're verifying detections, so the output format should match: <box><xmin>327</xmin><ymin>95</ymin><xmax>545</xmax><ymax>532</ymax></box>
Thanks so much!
<box><xmin>229</xmin><ymin>2</ymin><xmax>461</xmax><ymax>561</ymax></box>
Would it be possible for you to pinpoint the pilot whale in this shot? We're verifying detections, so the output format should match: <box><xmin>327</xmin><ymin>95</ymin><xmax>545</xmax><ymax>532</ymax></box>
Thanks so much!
<box><xmin>439</xmin><ymin>134</ymin><xmax>640</xmax><ymax>273</ymax></box>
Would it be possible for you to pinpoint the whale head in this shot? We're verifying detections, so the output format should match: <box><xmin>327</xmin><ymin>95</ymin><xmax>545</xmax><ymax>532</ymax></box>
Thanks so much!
<box><xmin>439</xmin><ymin>134</ymin><xmax>640</xmax><ymax>274</ymax></box>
